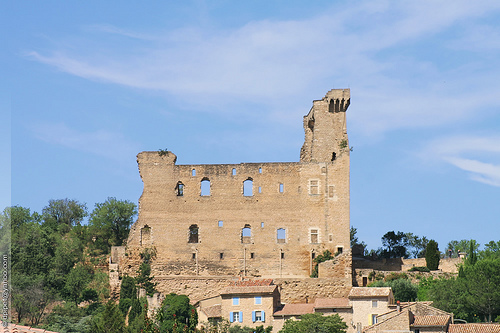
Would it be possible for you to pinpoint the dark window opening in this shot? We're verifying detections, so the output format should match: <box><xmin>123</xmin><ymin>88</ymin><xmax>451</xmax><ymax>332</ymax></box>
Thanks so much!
<box><xmin>189</xmin><ymin>224</ymin><xmax>199</xmax><ymax>243</ymax></box>
<box><xmin>277</xmin><ymin>228</ymin><xmax>286</xmax><ymax>243</ymax></box>
<box><xmin>329</xmin><ymin>99</ymin><xmax>336</xmax><ymax>113</ymax></box>
<box><xmin>242</xmin><ymin>224</ymin><xmax>251</xmax><ymax>244</ymax></box>
<box><xmin>176</xmin><ymin>182</ymin><xmax>184</xmax><ymax>196</ymax></box>
<box><xmin>312</xmin><ymin>252</ymin><xmax>316</xmax><ymax>260</ymax></box>
<box><xmin>331</xmin><ymin>152</ymin><xmax>336</xmax><ymax>161</ymax></box>
<box><xmin>250</xmin><ymin>252</ymin><xmax>254</xmax><ymax>259</ymax></box>
<box><xmin>201</xmin><ymin>178</ymin><xmax>211</xmax><ymax>196</ymax></box>
<box><xmin>308</xmin><ymin>118</ymin><xmax>315</xmax><ymax>130</ymax></box>
<box><xmin>243</xmin><ymin>178</ymin><xmax>253</xmax><ymax>196</ymax></box>
<box><xmin>140</xmin><ymin>225</ymin><xmax>151</xmax><ymax>246</ymax></box>
<box><xmin>337</xmin><ymin>247</ymin><xmax>343</xmax><ymax>254</ymax></box>
<box><xmin>281</xmin><ymin>252</ymin><xmax>285</xmax><ymax>259</ymax></box>
<box><xmin>220</xmin><ymin>253</ymin><xmax>224</xmax><ymax>260</ymax></box>
<box><xmin>363</xmin><ymin>277</ymin><xmax>368</xmax><ymax>287</ymax></box>
<box><xmin>192</xmin><ymin>253</ymin><xmax>196</xmax><ymax>260</ymax></box>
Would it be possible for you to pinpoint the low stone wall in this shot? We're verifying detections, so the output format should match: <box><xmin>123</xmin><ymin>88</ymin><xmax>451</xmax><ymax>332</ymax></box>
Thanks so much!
<box><xmin>353</xmin><ymin>257</ymin><xmax>461</xmax><ymax>273</ymax></box>
<box><xmin>352</xmin><ymin>269</ymin><xmax>457</xmax><ymax>287</ymax></box>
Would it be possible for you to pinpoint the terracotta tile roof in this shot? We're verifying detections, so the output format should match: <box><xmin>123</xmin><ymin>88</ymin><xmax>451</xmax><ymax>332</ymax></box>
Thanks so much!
<box><xmin>0</xmin><ymin>321</ymin><xmax>59</xmax><ymax>332</ymax></box>
<box><xmin>273</xmin><ymin>303</ymin><xmax>315</xmax><ymax>316</ymax></box>
<box><xmin>314</xmin><ymin>297</ymin><xmax>351</xmax><ymax>309</ymax></box>
<box><xmin>222</xmin><ymin>285</ymin><xmax>277</xmax><ymax>295</ymax></box>
<box><xmin>449</xmin><ymin>324</ymin><xmax>500</xmax><ymax>333</ymax></box>
<box><xmin>229</xmin><ymin>279</ymin><xmax>273</xmax><ymax>287</ymax></box>
<box><xmin>202</xmin><ymin>304</ymin><xmax>222</xmax><ymax>318</ymax></box>
<box><xmin>412</xmin><ymin>315</ymin><xmax>451</xmax><ymax>327</ymax></box>
<box><xmin>348</xmin><ymin>287</ymin><xmax>392</xmax><ymax>298</ymax></box>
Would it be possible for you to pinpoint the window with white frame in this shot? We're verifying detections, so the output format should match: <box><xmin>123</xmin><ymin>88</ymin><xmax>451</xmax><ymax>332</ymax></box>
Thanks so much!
<box><xmin>371</xmin><ymin>314</ymin><xmax>378</xmax><ymax>325</ymax></box>
<box><xmin>253</xmin><ymin>310</ymin><xmax>265</xmax><ymax>322</ymax></box>
<box><xmin>310</xmin><ymin>229</ymin><xmax>319</xmax><ymax>243</ymax></box>
<box><xmin>309</xmin><ymin>179</ymin><xmax>319</xmax><ymax>195</ymax></box>
<box><xmin>230</xmin><ymin>311</ymin><xmax>242</xmax><ymax>323</ymax></box>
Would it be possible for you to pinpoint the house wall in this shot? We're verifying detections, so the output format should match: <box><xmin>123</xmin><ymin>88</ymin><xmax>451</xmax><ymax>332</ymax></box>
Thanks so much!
<box><xmin>221</xmin><ymin>293</ymin><xmax>275</xmax><ymax>328</ymax></box>
<box><xmin>351</xmin><ymin>297</ymin><xmax>393</xmax><ymax>329</ymax></box>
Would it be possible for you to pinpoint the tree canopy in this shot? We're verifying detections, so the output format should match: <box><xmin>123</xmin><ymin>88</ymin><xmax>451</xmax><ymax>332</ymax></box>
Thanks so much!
<box><xmin>279</xmin><ymin>313</ymin><xmax>347</xmax><ymax>333</ymax></box>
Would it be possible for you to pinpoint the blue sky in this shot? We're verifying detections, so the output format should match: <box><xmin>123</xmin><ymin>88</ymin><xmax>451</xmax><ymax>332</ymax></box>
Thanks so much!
<box><xmin>3</xmin><ymin>0</ymin><xmax>500</xmax><ymax>251</ymax></box>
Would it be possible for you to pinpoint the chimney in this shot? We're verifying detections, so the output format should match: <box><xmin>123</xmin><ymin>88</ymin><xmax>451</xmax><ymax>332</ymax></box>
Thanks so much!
<box><xmin>397</xmin><ymin>300</ymin><xmax>401</xmax><ymax>312</ymax></box>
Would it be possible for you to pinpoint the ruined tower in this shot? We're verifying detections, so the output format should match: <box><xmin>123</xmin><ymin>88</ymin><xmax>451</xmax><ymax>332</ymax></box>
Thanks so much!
<box><xmin>124</xmin><ymin>89</ymin><xmax>351</xmax><ymax>281</ymax></box>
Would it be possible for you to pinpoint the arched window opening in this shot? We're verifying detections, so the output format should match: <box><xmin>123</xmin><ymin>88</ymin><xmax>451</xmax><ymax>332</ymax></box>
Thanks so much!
<box><xmin>201</xmin><ymin>178</ymin><xmax>211</xmax><ymax>196</ymax></box>
<box><xmin>243</xmin><ymin>178</ymin><xmax>253</xmax><ymax>196</ymax></box>
<box><xmin>176</xmin><ymin>182</ymin><xmax>184</xmax><ymax>196</ymax></box>
<box><xmin>189</xmin><ymin>224</ymin><xmax>199</xmax><ymax>243</ymax></box>
<box><xmin>192</xmin><ymin>169</ymin><xmax>196</xmax><ymax>176</ymax></box>
<box><xmin>277</xmin><ymin>228</ymin><xmax>286</xmax><ymax>244</ymax></box>
<box><xmin>279</xmin><ymin>183</ymin><xmax>284</xmax><ymax>193</ymax></box>
<box><xmin>328</xmin><ymin>99</ymin><xmax>336</xmax><ymax>113</ymax></box>
<box><xmin>241</xmin><ymin>224</ymin><xmax>251</xmax><ymax>244</ymax></box>
<box><xmin>232</xmin><ymin>168</ymin><xmax>237</xmax><ymax>176</ymax></box>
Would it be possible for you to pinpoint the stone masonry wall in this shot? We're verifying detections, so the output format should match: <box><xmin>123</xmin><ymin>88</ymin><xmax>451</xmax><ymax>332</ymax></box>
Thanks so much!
<box><xmin>124</xmin><ymin>89</ymin><xmax>351</xmax><ymax>279</ymax></box>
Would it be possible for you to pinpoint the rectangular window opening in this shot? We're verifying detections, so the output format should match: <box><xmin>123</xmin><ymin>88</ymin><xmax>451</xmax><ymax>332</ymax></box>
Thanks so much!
<box><xmin>328</xmin><ymin>185</ymin><xmax>335</xmax><ymax>198</ymax></box>
<box><xmin>232</xmin><ymin>297</ymin><xmax>239</xmax><ymax>306</ymax></box>
<box><xmin>261</xmin><ymin>222</ymin><xmax>264</xmax><ymax>228</ymax></box>
<box><xmin>310</xmin><ymin>229</ymin><xmax>319</xmax><ymax>244</ymax></box>
<box><xmin>255</xmin><ymin>296</ymin><xmax>262</xmax><ymax>305</ymax></box>
<box><xmin>281</xmin><ymin>252</ymin><xmax>285</xmax><ymax>259</ymax></box>
<box><xmin>255</xmin><ymin>310</ymin><xmax>262</xmax><ymax>321</ymax></box>
<box><xmin>258</xmin><ymin>186</ymin><xmax>262</xmax><ymax>193</ymax></box>
<box><xmin>279</xmin><ymin>183</ymin><xmax>284</xmax><ymax>193</ymax></box>
<box><xmin>312</xmin><ymin>252</ymin><xmax>316</xmax><ymax>260</ymax></box>
<box><xmin>259</xmin><ymin>167</ymin><xmax>262</xmax><ymax>174</ymax></box>
<box><xmin>372</xmin><ymin>300</ymin><xmax>378</xmax><ymax>308</ymax></box>
<box><xmin>337</xmin><ymin>247</ymin><xmax>343</xmax><ymax>254</ymax></box>
<box><xmin>220</xmin><ymin>253</ymin><xmax>224</xmax><ymax>260</ymax></box>
<box><xmin>250</xmin><ymin>252</ymin><xmax>254</xmax><ymax>259</ymax></box>
<box><xmin>218</xmin><ymin>220</ymin><xmax>223</xmax><ymax>227</ymax></box>
<box><xmin>192</xmin><ymin>253</ymin><xmax>196</xmax><ymax>260</ymax></box>
<box><xmin>309</xmin><ymin>180</ymin><xmax>319</xmax><ymax>195</ymax></box>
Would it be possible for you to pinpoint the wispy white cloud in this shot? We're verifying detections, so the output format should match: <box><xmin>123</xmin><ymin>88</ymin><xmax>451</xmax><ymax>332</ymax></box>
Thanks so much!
<box><xmin>25</xmin><ymin>1</ymin><xmax>500</xmax><ymax>137</ymax></box>
<box><xmin>30</xmin><ymin>122</ymin><xmax>141</xmax><ymax>162</ymax></box>
<box><xmin>421</xmin><ymin>135</ymin><xmax>500</xmax><ymax>187</ymax></box>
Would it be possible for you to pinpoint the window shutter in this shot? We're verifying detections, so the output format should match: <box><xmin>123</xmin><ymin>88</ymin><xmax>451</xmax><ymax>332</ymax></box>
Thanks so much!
<box><xmin>239</xmin><ymin>311</ymin><xmax>243</xmax><ymax>323</ymax></box>
<box><xmin>252</xmin><ymin>311</ymin><xmax>256</xmax><ymax>322</ymax></box>
<box><xmin>262</xmin><ymin>311</ymin><xmax>265</xmax><ymax>322</ymax></box>
<box><xmin>230</xmin><ymin>312</ymin><xmax>234</xmax><ymax>323</ymax></box>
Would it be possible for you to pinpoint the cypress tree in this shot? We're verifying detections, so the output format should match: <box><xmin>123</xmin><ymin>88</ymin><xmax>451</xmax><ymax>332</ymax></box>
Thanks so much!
<box><xmin>425</xmin><ymin>240</ymin><xmax>440</xmax><ymax>270</ymax></box>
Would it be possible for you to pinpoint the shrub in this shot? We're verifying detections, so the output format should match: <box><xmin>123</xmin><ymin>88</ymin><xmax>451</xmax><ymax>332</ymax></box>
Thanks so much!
<box><xmin>409</xmin><ymin>266</ymin><xmax>430</xmax><ymax>272</ymax></box>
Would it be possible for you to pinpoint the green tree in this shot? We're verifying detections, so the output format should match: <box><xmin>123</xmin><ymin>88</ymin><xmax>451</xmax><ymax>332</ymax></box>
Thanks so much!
<box><xmin>369</xmin><ymin>278</ymin><xmax>417</xmax><ymax>302</ymax></box>
<box><xmin>156</xmin><ymin>294</ymin><xmax>198</xmax><ymax>333</ymax></box>
<box><xmin>64</xmin><ymin>264</ymin><xmax>93</xmax><ymax>304</ymax></box>
<box><xmin>379</xmin><ymin>231</ymin><xmax>409</xmax><ymax>258</ymax></box>
<box><xmin>465</xmin><ymin>240</ymin><xmax>478</xmax><ymax>266</ymax></box>
<box><xmin>480</xmin><ymin>240</ymin><xmax>500</xmax><ymax>260</ymax></box>
<box><xmin>88</xmin><ymin>197</ymin><xmax>137</xmax><ymax>253</ymax></box>
<box><xmin>311</xmin><ymin>250</ymin><xmax>334</xmax><ymax>278</ymax></box>
<box><xmin>279</xmin><ymin>313</ymin><xmax>347</xmax><ymax>333</ymax></box>
<box><xmin>446</xmin><ymin>239</ymin><xmax>479</xmax><ymax>258</ymax></box>
<box><xmin>350</xmin><ymin>227</ymin><xmax>367</xmax><ymax>249</ymax></box>
<box><xmin>405</xmin><ymin>233</ymin><xmax>429</xmax><ymax>258</ymax></box>
<box><xmin>91</xmin><ymin>300</ymin><xmax>125</xmax><ymax>333</ymax></box>
<box><xmin>42</xmin><ymin>199</ymin><xmax>87</xmax><ymax>233</ymax></box>
<box><xmin>425</xmin><ymin>240</ymin><xmax>440</xmax><ymax>270</ymax></box>
<box><xmin>462</xmin><ymin>258</ymin><xmax>500</xmax><ymax>322</ymax></box>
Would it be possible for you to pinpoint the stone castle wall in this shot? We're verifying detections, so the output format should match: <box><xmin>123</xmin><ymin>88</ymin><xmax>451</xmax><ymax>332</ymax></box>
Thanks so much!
<box><xmin>123</xmin><ymin>89</ymin><xmax>352</xmax><ymax>279</ymax></box>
